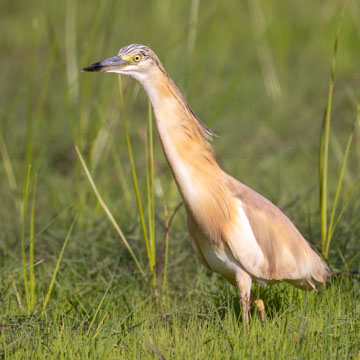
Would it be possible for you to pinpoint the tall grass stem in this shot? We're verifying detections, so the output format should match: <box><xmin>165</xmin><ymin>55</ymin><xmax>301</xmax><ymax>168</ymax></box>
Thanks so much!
<box><xmin>29</xmin><ymin>175</ymin><xmax>37</xmax><ymax>311</ymax></box>
<box><xmin>75</xmin><ymin>146</ymin><xmax>145</xmax><ymax>277</ymax></box>
<box><xmin>118</xmin><ymin>77</ymin><xmax>153</xmax><ymax>274</ymax></box>
<box><xmin>319</xmin><ymin>1</ymin><xmax>347</xmax><ymax>257</ymax></box>
<box><xmin>21</xmin><ymin>165</ymin><xmax>31</xmax><ymax>310</ymax></box>
<box><xmin>146</xmin><ymin>100</ymin><xmax>156</xmax><ymax>287</ymax></box>
<box><xmin>326</xmin><ymin>133</ymin><xmax>353</xmax><ymax>256</ymax></box>
<box><xmin>43</xmin><ymin>216</ymin><xmax>77</xmax><ymax>311</ymax></box>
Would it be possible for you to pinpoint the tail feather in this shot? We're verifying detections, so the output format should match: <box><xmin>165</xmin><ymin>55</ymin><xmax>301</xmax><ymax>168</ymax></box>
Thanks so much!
<box><xmin>306</xmin><ymin>252</ymin><xmax>331</xmax><ymax>290</ymax></box>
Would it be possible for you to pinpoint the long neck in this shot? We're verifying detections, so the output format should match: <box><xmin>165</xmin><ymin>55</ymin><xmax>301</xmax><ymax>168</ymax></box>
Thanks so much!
<box><xmin>137</xmin><ymin>67</ymin><xmax>231</xmax><ymax>240</ymax></box>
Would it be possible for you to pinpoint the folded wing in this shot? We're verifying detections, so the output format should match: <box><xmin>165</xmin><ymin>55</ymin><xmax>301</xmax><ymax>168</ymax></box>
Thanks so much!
<box><xmin>225</xmin><ymin>174</ymin><xmax>329</xmax><ymax>289</ymax></box>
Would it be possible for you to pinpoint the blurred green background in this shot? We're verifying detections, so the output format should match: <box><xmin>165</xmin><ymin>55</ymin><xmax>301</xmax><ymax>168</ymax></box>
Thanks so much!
<box><xmin>1</xmin><ymin>0</ymin><xmax>359</xmax><ymax>260</ymax></box>
<box><xmin>0</xmin><ymin>0</ymin><xmax>359</xmax><ymax>358</ymax></box>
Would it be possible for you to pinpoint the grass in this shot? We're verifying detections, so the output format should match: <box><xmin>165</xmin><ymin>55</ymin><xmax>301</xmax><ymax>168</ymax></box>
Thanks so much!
<box><xmin>318</xmin><ymin>0</ymin><xmax>360</xmax><ymax>259</ymax></box>
<box><xmin>0</xmin><ymin>0</ymin><xmax>359</xmax><ymax>358</ymax></box>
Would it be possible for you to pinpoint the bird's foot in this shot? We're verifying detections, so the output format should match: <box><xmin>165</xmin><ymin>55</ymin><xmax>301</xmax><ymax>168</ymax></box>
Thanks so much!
<box><xmin>251</xmin><ymin>291</ymin><xmax>265</xmax><ymax>323</ymax></box>
<box><xmin>252</xmin><ymin>298</ymin><xmax>265</xmax><ymax>323</ymax></box>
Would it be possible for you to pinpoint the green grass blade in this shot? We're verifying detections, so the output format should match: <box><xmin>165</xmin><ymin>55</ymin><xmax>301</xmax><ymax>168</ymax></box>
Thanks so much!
<box><xmin>92</xmin><ymin>312</ymin><xmax>107</xmax><ymax>340</ymax></box>
<box><xmin>21</xmin><ymin>164</ymin><xmax>31</xmax><ymax>310</ymax></box>
<box><xmin>0</xmin><ymin>128</ymin><xmax>17</xmax><ymax>193</ymax></box>
<box><xmin>318</xmin><ymin>110</ymin><xmax>326</xmax><ymax>253</ymax></box>
<box><xmin>145</xmin><ymin>132</ymin><xmax>156</xmax><ymax>288</ymax></box>
<box><xmin>148</xmin><ymin>100</ymin><xmax>156</xmax><ymax>273</ymax></box>
<box><xmin>161</xmin><ymin>202</ymin><xmax>183</xmax><ymax>295</ymax></box>
<box><xmin>87</xmin><ymin>270</ymin><xmax>116</xmax><ymax>337</ymax></box>
<box><xmin>161</xmin><ymin>203</ymin><xmax>169</xmax><ymax>296</ymax></box>
<box><xmin>43</xmin><ymin>216</ymin><xmax>77</xmax><ymax>311</ymax></box>
<box><xmin>320</xmin><ymin>75</ymin><xmax>334</xmax><ymax>256</ymax></box>
<box><xmin>29</xmin><ymin>175</ymin><xmax>37</xmax><ymax>311</ymax></box>
<box><xmin>75</xmin><ymin>146</ymin><xmax>145</xmax><ymax>277</ymax></box>
<box><xmin>326</xmin><ymin>133</ymin><xmax>353</xmax><ymax>256</ymax></box>
<box><xmin>112</xmin><ymin>148</ymin><xmax>132</xmax><ymax>207</ymax></box>
<box><xmin>319</xmin><ymin>1</ymin><xmax>347</xmax><ymax>257</ymax></box>
<box><xmin>355</xmin><ymin>104</ymin><xmax>360</xmax><ymax>161</ymax></box>
<box><xmin>86</xmin><ymin>287</ymin><xmax>110</xmax><ymax>336</ymax></box>
<box><xmin>118</xmin><ymin>77</ymin><xmax>151</xmax><ymax>267</ymax></box>
<box><xmin>35</xmin><ymin>204</ymin><xmax>74</xmax><ymax>238</ymax></box>
<box><xmin>187</xmin><ymin>0</ymin><xmax>200</xmax><ymax>56</ymax></box>
<box><xmin>65</xmin><ymin>0</ymin><xmax>79</xmax><ymax>105</ymax></box>
<box><xmin>332</xmin><ymin>178</ymin><xmax>360</xmax><ymax>239</ymax></box>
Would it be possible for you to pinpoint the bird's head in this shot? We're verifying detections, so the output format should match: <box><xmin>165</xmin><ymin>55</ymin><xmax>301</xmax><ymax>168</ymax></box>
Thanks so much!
<box><xmin>83</xmin><ymin>44</ymin><xmax>162</xmax><ymax>83</ymax></box>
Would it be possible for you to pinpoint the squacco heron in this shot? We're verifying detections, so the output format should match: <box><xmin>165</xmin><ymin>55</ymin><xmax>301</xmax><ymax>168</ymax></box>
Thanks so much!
<box><xmin>83</xmin><ymin>44</ymin><xmax>329</xmax><ymax>323</ymax></box>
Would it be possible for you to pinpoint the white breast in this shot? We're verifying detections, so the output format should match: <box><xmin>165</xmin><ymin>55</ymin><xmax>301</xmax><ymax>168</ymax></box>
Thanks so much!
<box><xmin>224</xmin><ymin>199</ymin><xmax>265</xmax><ymax>278</ymax></box>
<box><xmin>190</xmin><ymin>198</ymin><xmax>267</xmax><ymax>283</ymax></box>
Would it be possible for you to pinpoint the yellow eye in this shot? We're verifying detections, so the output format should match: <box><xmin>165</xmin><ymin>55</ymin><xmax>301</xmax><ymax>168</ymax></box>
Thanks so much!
<box><xmin>133</xmin><ymin>54</ymin><xmax>141</xmax><ymax>62</ymax></box>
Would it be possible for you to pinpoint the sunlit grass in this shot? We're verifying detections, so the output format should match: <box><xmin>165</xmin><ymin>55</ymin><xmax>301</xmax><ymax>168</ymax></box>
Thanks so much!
<box><xmin>42</xmin><ymin>216</ymin><xmax>77</xmax><ymax>311</ymax></box>
<box><xmin>20</xmin><ymin>165</ymin><xmax>31</xmax><ymax>313</ymax></box>
<box><xmin>318</xmin><ymin>1</ymin><xmax>360</xmax><ymax>259</ymax></box>
<box><xmin>118</xmin><ymin>76</ymin><xmax>157</xmax><ymax>287</ymax></box>
<box><xmin>75</xmin><ymin>145</ymin><xmax>145</xmax><ymax>277</ymax></box>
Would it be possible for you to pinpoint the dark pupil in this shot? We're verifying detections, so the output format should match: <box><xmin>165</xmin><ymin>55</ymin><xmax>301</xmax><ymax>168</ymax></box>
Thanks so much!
<box><xmin>135</xmin><ymin>56</ymin><xmax>140</xmax><ymax>61</ymax></box>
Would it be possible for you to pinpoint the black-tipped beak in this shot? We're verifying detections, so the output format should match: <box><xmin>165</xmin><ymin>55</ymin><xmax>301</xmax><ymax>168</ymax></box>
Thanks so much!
<box><xmin>82</xmin><ymin>55</ymin><xmax>127</xmax><ymax>72</ymax></box>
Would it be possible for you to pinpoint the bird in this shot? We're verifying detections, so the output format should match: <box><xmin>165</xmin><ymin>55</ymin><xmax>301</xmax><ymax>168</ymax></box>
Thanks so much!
<box><xmin>83</xmin><ymin>44</ymin><xmax>330</xmax><ymax>323</ymax></box>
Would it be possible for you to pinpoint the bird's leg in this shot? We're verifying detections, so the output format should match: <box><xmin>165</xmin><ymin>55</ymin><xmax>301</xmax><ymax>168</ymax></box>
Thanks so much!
<box><xmin>250</xmin><ymin>291</ymin><xmax>265</xmax><ymax>323</ymax></box>
<box><xmin>235</xmin><ymin>271</ymin><xmax>252</xmax><ymax>324</ymax></box>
